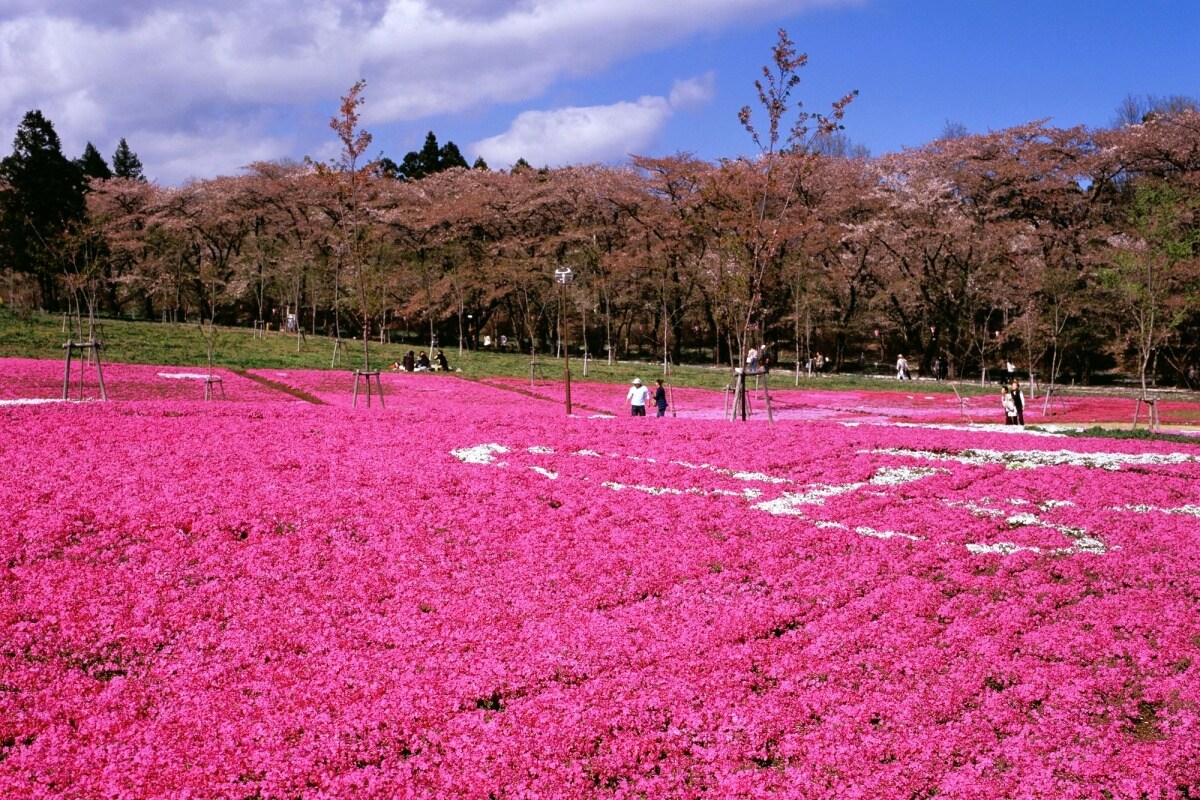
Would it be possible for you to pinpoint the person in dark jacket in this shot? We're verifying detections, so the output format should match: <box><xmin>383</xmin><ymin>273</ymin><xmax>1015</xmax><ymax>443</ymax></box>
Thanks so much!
<box><xmin>1008</xmin><ymin>378</ymin><xmax>1025</xmax><ymax>425</ymax></box>
<box><xmin>654</xmin><ymin>379</ymin><xmax>669</xmax><ymax>417</ymax></box>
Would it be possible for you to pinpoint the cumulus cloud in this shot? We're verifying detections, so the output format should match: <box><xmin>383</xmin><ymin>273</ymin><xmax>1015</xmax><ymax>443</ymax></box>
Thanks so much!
<box><xmin>472</xmin><ymin>96</ymin><xmax>672</xmax><ymax>169</ymax></box>
<box><xmin>0</xmin><ymin>0</ymin><xmax>856</xmax><ymax>183</ymax></box>
<box><xmin>472</xmin><ymin>74</ymin><xmax>718</xmax><ymax>169</ymax></box>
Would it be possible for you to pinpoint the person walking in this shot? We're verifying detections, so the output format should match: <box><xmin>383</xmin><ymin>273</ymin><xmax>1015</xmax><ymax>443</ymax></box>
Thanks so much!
<box><xmin>626</xmin><ymin>378</ymin><xmax>650</xmax><ymax>417</ymax></box>
<box><xmin>653</xmin><ymin>379</ymin><xmax>669</xmax><ymax>418</ymax></box>
<box><xmin>896</xmin><ymin>354</ymin><xmax>910</xmax><ymax>380</ymax></box>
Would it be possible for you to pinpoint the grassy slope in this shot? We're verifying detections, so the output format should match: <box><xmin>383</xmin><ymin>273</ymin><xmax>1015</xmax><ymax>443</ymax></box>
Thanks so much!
<box><xmin>0</xmin><ymin>308</ymin><xmax>1012</xmax><ymax>397</ymax></box>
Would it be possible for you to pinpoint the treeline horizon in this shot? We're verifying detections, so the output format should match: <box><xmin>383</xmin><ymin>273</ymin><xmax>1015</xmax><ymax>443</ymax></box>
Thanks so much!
<box><xmin>3</xmin><ymin>103</ymin><xmax>1199</xmax><ymax>388</ymax></box>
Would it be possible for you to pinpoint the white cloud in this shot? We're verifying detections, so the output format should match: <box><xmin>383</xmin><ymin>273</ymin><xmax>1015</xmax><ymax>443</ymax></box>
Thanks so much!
<box><xmin>0</xmin><ymin>0</ymin><xmax>858</xmax><ymax>183</ymax></box>
<box><xmin>669</xmin><ymin>72</ymin><xmax>717</xmax><ymax>112</ymax></box>
<box><xmin>472</xmin><ymin>95</ymin><xmax>673</xmax><ymax>168</ymax></box>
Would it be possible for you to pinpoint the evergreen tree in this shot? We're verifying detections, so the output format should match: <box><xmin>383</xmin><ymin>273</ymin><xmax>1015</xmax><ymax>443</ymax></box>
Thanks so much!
<box><xmin>472</xmin><ymin>156</ymin><xmax>489</xmax><ymax>171</ymax></box>
<box><xmin>376</xmin><ymin>156</ymin><xmax>401</xmax><ymax>179</ymax></box>
<box><xmin>438</xmin><ymin>140</ymin><xmax>469</xmax><ymax>170</ymax></box>
<box><xmin>0</xmin><ymin>110</ymin><xmax>87</xmax><ymax>308</ymax></box>
<box><xmin>111</xmin><ymin>137</ymin><xmax>145</xmax><ymax>180</ymax></box>
<box><xmin>76</xmin><ymin>142</ymin><xmax>113</xmax><ymax>181</ymax></box>
<box><xmin>397</xmin><ymin>131</ymin><xmax>470</xmax><ymax>180</ymax></box>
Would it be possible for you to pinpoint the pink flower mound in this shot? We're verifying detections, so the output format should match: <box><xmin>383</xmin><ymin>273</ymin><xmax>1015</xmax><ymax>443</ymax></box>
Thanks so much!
<box><xmin>1</xmin><ymin>358</ymin><xmax>294</xmax><ymax>403</ymax></box>
<box><xmin>2</xmin><ymin>375</ymin><xmax>1200</xmax><ymax>798</ymax></box>
<box><xmin>484</xmin><ymin>377</ymin><xmax>1200</xmax><ymax>426</ymax></box>
<box><xmin>246</xmin><ymin>368</ymin><xmax>468</xmax><ymax>408</ymax></box>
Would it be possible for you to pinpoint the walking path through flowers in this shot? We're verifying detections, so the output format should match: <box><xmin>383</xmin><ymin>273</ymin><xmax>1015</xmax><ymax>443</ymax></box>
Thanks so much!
<box><xmin>2</xmin><ymin>358</ymin><xmax>1199</xmax><ymax>798</ymax></box>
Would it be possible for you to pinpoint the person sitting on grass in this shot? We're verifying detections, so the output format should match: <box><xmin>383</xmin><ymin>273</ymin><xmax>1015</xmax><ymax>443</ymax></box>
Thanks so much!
<box><xmin>436</xmin><ymin>349</ymin><xmax>450</xmax><ymax>371</ymax></box>
<box><xmin>416</xmin><ymin>352</ymin><xmax>432</xmax><ymax>371</ymax></box>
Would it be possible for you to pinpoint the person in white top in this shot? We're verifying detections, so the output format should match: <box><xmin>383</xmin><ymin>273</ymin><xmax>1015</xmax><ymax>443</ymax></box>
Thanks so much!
<box><xmin>896</xmin><ymin>354</ymin><xmax>910</xmax><ymax>380</ymax></box>
<box><xmin>626</xmin><ymin>378</ymin><xmax>650</xmax><ymax>416</ymax></box>
<box><xmin>746</xmin><ymin>347</ymin><xmax>759</xmax><ymax>373</ymax></box>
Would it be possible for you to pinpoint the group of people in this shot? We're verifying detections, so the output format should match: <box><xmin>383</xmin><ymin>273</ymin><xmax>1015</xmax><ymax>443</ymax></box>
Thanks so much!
<box><xmin>626</xmin><ymin>378</ymin><xmax>669</xmax><ymax>417</ymax></box>
<box><xmin>391</xmin><ymin>349</ymin><xmax>450</xmax><ymax>373</ymax></box>
<box><xmin>896</xmin><ymin>354</ymin><xmax>953</xmax><ymax>381</ymax></box>
<box><xmin>1001</xmin><ymin>379</ymin><xmax>1026</xmax><ymax>425</ymax></box>
<box><xmin>745</xmin><ymin>347</ymin><xmax>772</xmax><ymax>374</ymax></box>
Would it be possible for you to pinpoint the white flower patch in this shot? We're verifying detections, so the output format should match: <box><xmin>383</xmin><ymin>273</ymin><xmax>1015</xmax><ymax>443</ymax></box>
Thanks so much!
<box><xmin>450</xmin><ymin>443</ymin><xmax>509</xmax><ymax>466</ymax></box>
<box><xmin>451</xmin><ymin>442</ymin><xmax>1122</xmax><ymax>559</ymax></box>
<box><xmin>868</xmin><ymin>466</ymin><xmax>945</xmax><ymax>486</ymax></box>
<box><xmin>1039</xmin><ymin>499</ymin><xmax>1075</xmax><ymax>510</ymax></box>
<box><xmin>945</xmin><ymin>499</ymin><xmax>1005</xmax><ymax>518</ymax></box>
<box><xmin>603</xmin><ymin>481</ymin><xmax>682</xmax><ymax>495</ymax></box>
<box><xmin>602</xmin><ymin>481</ymin><xmax>760</xmax><ymax>500</ymax></box>
<box><xmin>1114</xmin><ymin>503</ymin><xmax>1200</xmax><ymax>518</ymax></box>
<box><xmin>754</xmin><ymin>483</ymin><xmax>865</xmax><ymax>516</ymax></box>
<box><xmin>671</xmin><ymin>460</ymin><xmax>793</xmax><ymax>484</ymax></box>
<box><xmin>855</xmin><ymin>526</ymin><xmax>923</xmax><ymax>542</ymax></box>
<box><xmin>844</xmin><ymin>421</ymin><xmax>1067</xmax><ymax>437</ymax></box>
<box><xmin>0</xmin><ymin>398</ymin><xmax>67</xmax><ymax>405</ymax></box>
<box><xmin>157</xmin><ymin>372</ymin><xmax>211</xmax><ymax>380</ymax></box>
<box><xmin>967</xmin><ymin>542</ymin><xmax>1039</xmax><ymax>555</ymax></box>
<box><xmin>870</xmin><ymin>446</ymin><xmax>1200</xmax><ymax>471</ymax></box>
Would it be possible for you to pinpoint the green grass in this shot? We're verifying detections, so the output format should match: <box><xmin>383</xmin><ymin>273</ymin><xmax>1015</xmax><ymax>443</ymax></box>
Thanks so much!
<box><xmin>1052</xmin><ymin>426</ymin><xmax>1200</xmax><ymax>445</ymax></box>
<box><xmin>0</xmin><ymin>307</ymin><xmax>996</xmax><ymax>396</ymax></box>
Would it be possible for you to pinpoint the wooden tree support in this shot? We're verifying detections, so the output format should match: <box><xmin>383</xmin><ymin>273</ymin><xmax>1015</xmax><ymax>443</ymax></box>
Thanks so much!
<box><xmin>61</xmin><ymin>340</ymin><xmax>107</xmax><ymax>401</ymax></box>
<box><xmin>528</xmin><ymin>360</ymin><xmax>547</xmax><ymax>387</ymax></box>
<box><xmin>1132</xmin><ymin>397</ymin><xmax>1160</xmax><ymax>432</ymax></box>
<box><xmin>352</xmin><ymin>370</ymin><xmax>384</xmax><ymax>408</ymax></box>
<box><xmin>727</xmin><ymin>369</ymin><xmax>774</xmax><ymax>424</ymax></box>
<box><xmin>331</xmin><ymin>338</ymin><xmax>346</xmax><ymax>368</ymax></box>
<box><xmin>762</xmin><ymin>371</ymin><xmax>774</xmax><ymax>424</ymax></box>
<box><xmin>1040</xmin><ymin>386</ymin><xmax>1066</xmax><ymax>417</ymax></box>
<box><xmin>204</xmin><ymin>376</ymin><xmax>225</xmax><ymax>401</ymax></box>
<box><xmin>951</xmin><ymin>384</ymin><xmax>973</xmax><ymax>423</ymax></box>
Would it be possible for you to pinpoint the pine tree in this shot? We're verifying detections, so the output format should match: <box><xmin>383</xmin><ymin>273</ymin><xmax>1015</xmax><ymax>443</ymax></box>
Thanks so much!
<box><xmin>111</xmin><ymin>138</ymin><xmax>145</xmax><ymax>180</ymax></box>
<box><xmin>0</xmin><ymin>110</ymin><xmax>87</xmax><ymax>307</ymax></box>
<box><xmin>76</xmin><ymin>142</ymin><xmax>113</xmax><ymax>181</ymax></box>
<box><xmin>472</xmin><ymin>156</ymin><xmax>489</xmax><ymax>171</ymax></box>
<box><xmin>438</xmin><ymin>141</ymin><xmax>468</xmax><ymax>170</ymax></box>
<box><xmin>397</xmin><ymin>131</ymin><xmax>470</xmax><ymax>180</ymax></box>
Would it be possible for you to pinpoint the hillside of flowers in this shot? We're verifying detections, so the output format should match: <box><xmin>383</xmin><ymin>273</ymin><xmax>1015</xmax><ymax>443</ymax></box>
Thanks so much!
<box><xmin>2</xmin><ymin>358</ymin><xmax>1200</xmax><ymax>798</ymax></box>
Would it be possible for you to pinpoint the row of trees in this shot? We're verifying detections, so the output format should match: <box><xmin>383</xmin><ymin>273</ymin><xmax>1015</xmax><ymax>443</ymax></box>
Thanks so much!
<box><xmin>3</xmin><ymin>48</ymin><xmax>1198</xmax><ymax>389</ymax></box>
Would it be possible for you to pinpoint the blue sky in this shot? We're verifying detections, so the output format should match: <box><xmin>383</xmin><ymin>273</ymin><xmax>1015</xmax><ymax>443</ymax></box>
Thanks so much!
<box><xmin>2</xmin><ymin>0</ymin><xmax>1197</xmax><ymax>184</ymax></box>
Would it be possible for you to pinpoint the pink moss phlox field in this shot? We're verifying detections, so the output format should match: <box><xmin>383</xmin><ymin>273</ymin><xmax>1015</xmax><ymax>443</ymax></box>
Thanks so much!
<box><xmin>2</xmin><ymin>360</ymin><xmax>1200</xmax><ymax>798</ymax></box>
